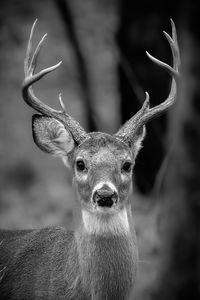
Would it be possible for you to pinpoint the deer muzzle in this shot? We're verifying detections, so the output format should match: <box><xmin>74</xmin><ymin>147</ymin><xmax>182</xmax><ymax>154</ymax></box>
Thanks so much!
<box><xmin>92</xmin><ymin>183</ymin><xmax>118</xmax><ymax>208</ymax></box>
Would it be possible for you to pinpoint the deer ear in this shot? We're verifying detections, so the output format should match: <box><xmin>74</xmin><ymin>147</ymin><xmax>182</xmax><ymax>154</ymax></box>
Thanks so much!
<box><xmin>32</xmin><ymin>115</ymin><xmax>75</xmax><ymax>157</ymax></box>
<box><xmin>133</xmin><ymin>125</ymin><xmax>146</xmax><ymax>156</ymax></box>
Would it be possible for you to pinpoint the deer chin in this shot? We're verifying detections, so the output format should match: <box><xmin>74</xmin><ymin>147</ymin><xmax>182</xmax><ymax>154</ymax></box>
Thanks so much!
<box><xmin>95</xmin><ymin>205</ymin><xmax>118</xmax><ymax>214</ymax></box>
<box><xmin>81</xmin><ymin>208</ymin><xmax>130</xmax><ymax>235</ymax></box>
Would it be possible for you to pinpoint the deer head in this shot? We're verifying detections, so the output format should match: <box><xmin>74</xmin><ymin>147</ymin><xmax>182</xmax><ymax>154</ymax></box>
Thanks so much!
<box><xmin>22</xmin><ymin>20</ymin><xmax>180</xmax><ymax>226</ymax></box>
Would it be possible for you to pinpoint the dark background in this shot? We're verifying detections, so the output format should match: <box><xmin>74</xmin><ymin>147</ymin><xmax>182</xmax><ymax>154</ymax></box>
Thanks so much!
<box><xmin>0</xmin><ymin>0</ymin><xmax>200</xmax><ymax>299</ymax></box>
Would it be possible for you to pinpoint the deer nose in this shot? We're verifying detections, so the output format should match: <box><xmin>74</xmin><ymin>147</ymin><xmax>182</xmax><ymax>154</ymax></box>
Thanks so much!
<box><xmin>93</xmin><ymin>188</ymin><xmax>118</xmax><ymax>208</ymax></box>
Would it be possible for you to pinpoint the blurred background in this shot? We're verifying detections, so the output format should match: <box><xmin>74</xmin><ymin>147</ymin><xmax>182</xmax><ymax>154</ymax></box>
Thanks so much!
<box><xmin>0</xmin><ymin>0</ymin><xmax>200</xmax><ymax>299</ymax></box>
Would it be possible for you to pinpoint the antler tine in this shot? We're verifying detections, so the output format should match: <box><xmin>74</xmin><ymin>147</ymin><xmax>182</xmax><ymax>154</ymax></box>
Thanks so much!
<box><xmin>24</xmin><ymin>19</ymin><xmax>37</xmax><ymax>76</ymax></box>
<box><xmin>22</xmin><ymin>20</ymin><xmax>88</xmax><ymax>144</ymax></box>
<box><xmin>115</xmin><ymin>92</ymin><xmax>150</xmax><ymax>139</ymax></box>
<box><xmin>115</xmin><ymin>20</ymin><xmax>180</xmax><ymax>143</ymax></box>
<box><xmin>29</xmin><ymin>32</ymin><xmax>47</xmax><ymax>74</ymax></box>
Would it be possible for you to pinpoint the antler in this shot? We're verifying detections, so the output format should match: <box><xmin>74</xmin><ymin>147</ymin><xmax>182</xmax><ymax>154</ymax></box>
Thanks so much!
<box><xmin>22</xmin><ymin>19</ymin><xmax>88</xmax><ymax>144</ymax></box>
<box><xmin>115</xmin><ymin>19</ymin><xmax>180</xmax><ymax>143</ymax></box>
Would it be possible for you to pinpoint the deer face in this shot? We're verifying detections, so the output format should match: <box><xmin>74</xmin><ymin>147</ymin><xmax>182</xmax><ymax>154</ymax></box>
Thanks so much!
<box><xmin>72</xmin><ymin>133</ymin><xmax>134</xmax><ymax>212</ymax></box>
<box><xmin>32</xmin><ymin>116</ymin><xmax>145</xmax><ymax>215</ymax></box>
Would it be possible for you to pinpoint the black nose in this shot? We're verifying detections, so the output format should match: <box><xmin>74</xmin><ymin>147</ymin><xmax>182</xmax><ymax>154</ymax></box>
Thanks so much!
<box><xmin>93</xmin><ymin>188</ymin><xmax>118</xmax><ymax>208</ymax></box>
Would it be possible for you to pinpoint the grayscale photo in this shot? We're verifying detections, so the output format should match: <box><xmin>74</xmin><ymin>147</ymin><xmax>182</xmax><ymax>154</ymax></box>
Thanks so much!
<box><xmin>0</xmin><ymin>0</ymin><xmax>199</xmax><ymax>299</ymax></box>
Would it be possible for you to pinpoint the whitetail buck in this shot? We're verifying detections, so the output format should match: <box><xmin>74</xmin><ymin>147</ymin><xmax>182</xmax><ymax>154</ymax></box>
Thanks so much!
<box><xmin>0</xmin><ymin>20</ymin><xmax>180</xmax><ymax>300</ymax></box>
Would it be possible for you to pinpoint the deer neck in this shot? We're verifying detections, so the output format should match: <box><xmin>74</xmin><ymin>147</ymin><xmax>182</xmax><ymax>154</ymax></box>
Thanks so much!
<box><xmin>75</xmin><ymin>206</ymin><xmax>138</xmax><ymax>299</ymax></box>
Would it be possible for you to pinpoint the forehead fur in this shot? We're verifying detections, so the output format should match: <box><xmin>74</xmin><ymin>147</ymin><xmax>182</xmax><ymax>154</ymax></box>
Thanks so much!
<box><xmin>76</xmin><ymin>133</ymin><xmax>132</xmax><ymax>157</ymax></box>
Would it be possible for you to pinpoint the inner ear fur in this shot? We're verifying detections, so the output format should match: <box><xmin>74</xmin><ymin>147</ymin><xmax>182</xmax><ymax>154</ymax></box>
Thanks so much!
<box><xmin>32</xmin><ymin>115</ymin><xmax>75</xmax><ymax>156</ymax></box>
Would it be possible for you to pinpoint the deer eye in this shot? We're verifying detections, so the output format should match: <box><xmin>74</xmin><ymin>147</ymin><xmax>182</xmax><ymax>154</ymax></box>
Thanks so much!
<box><xmin>122</xmin><ymin>161</ymin><xmax>132</xmax><ymax>173</ymax></box>
<box><xmin>76</xmin><ymin>159</ymin><xmax>86</xmax><ymax>172</ymax></box>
